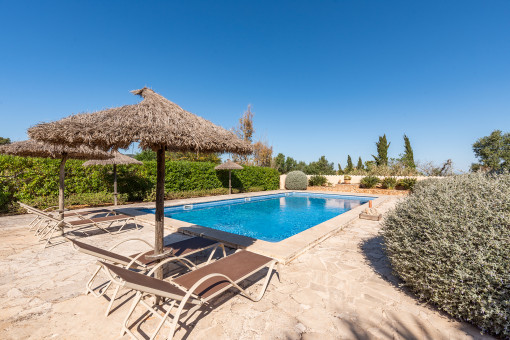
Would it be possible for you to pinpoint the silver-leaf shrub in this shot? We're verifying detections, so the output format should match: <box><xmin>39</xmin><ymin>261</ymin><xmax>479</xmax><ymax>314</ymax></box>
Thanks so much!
<box><xmin>285</xmin><ymin>171</ymin><xmax>307</xmax><ymax>190</ymax></box>
<box><xmin>382</xmin><ymin>173</ymin><xmax>510</xmax><ymax>338</ymax></box>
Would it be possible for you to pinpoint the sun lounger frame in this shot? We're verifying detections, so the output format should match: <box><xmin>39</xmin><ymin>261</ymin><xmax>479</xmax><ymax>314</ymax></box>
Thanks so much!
<box><xmin>100</xmin><ymin>250</ymin><xmax>280</xmax><ymax>340</ymax></box>
<box><xmin>71</xmin><ymin>237</ymin><xmax>226</xmax><ymax>316</ymax></box>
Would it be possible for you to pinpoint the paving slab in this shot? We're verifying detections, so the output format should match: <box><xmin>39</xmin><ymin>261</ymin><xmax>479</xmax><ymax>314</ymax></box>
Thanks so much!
<box><xmin>0</xmin><ymin>196</ymin><xmax>496</xmax><ymax>339</ymax></box>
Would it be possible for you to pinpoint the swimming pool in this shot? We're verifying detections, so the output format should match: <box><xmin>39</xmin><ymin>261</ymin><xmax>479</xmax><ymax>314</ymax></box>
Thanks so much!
<box><xmin>144</xmin><ymin>193</ymin><xmax>373</xmax><ymax>242</ymax></box>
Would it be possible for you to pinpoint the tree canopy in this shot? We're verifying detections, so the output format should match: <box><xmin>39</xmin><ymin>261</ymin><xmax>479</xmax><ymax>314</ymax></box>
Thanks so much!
<box><xmin>471</xmin><ymin>130</ymin><xmax>510</xmax><ymax>172</ymax></box>
<box><xmin>305</xmin><ymin>155</ymin><xmax>336</xmax><ymax>175</ymax></box>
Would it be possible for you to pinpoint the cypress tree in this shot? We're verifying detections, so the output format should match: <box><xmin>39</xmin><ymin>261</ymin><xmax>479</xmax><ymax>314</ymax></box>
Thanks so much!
<box><xmin>402</xmin><ymin>134</ymin><xmax>416</xmax><ymax>168</ymax></box>
<box><xmin>346</xmin><ymin>155</ymin><xmax>354</xmax><ymax>173</ymax></box>
<box><xmin>357</xmin><ymin>157</ymin><xmax>364</xmax><ymax>170</ymax></box>
<box><xmin>372</xmin><ymin>134</ymin><xmax>390</xmax><ymax>166</ymax></box>
<box><xmin>337</xmin><ymin>163</ymin><xmax>344</xmax><ymax>175</ymax></box>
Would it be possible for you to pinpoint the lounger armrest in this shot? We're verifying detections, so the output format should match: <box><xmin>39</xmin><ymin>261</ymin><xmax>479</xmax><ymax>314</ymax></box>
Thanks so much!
<box><xmin>108</xmin><ymin>238</ymin><xmax>154</xmax><ymax>251</ymax></box>
<box><xmin>97</xmin><ymin>261</ymin><xmax>127</xmax><ymax>286</ymax></box>
<box><xmin>146</xmin><ymin>256</ymin><xmax>197</xmax><ymax>275</ymax></box>
<box><xmin>189</xmin><ymin>273</ymin><xmax>246</xmax><ymax>297</ymax></box>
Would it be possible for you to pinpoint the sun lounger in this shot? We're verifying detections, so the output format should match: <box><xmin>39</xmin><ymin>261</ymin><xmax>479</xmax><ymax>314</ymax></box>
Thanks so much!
<box><xmin>70</xmin><ymin>236</ymin><xmax>226</xmax><ymax>315</ymax></box>
<box><xmin>36</xmin><ymin>213</ymin><xmax>138</xmax><ymax>248</ymax></box>
<box><xmin>19</xmin><ymin>202</ymin><xmax>115</xmax><ymax>234</ymax></box>
<box><xmin>100</xmin><ymin>250</ymin><xmax>280</xmax><ymax>339</ymax></box>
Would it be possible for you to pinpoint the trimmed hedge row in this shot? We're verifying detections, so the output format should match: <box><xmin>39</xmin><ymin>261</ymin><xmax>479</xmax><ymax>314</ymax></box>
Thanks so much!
<box><xmin>0</xmin><ymin>155</ymin><xmax>280</xmax><ymax>211</ymax></box>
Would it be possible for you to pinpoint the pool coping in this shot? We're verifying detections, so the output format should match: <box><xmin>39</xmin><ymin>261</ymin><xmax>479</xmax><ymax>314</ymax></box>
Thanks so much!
<box><xmin>116</xmin><ymin>190</ymin><xmax>388</xmax><ymax>264</ymax></box>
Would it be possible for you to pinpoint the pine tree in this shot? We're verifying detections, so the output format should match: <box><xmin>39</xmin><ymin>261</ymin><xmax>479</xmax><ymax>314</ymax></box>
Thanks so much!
<box><xmin>357</xmin><ymin>157</ymin><xmax>364</xmax><ymax>170</ymax></box>
<box><xmin>402</xmin><ymin>134</ymin><xmax>416</xmax><ymax>168</ymax></box>
<box><xmin>345</xmin><ymin>155</ymin><xmax>354</xmax><ymax>173</ymax></box>
<box><xmin>372</xmin><ymin>134</ymin><xmax>390</xmax><ymax>166</ymax></box>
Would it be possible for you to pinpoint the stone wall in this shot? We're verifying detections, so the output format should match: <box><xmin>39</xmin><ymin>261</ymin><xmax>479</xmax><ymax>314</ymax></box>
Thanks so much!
<box><xmin>280</xmin><ymin>174</ymin><xmax>440</xmax><ymax>189</ymax></box>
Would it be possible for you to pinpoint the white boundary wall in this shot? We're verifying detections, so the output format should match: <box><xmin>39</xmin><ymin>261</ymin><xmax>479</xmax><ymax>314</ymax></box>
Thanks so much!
<box><xmin>280</xmin><ymin>174</ymin><xmax>439</xmax><ymax>189</ymax></box>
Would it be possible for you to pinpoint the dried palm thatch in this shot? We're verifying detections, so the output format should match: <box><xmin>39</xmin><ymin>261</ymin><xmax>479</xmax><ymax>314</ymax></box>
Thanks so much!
<box><xmin>83</xmin><ymin>152</ymin><xmax>142</xmax><ymax>206</ymax></box>
<box><xmin>0</xmin><ymin>140</ymin><xmax>112</xmax><ymax>160</ymax></box>
<box><xmin>215</xmin><ymin>159</ymin><xmax>243</xmax><ymax>195</ymax></box>
<box><xmin>0</xmin><ymin>140</ymin><xmax>113</xmax><ymax>229</ymax></box>
<box><xmin>28</xmin><ymin>87</ymin><xmax>253</xmax><ymax>154</ymax></box>
<box><xmin>214</xmin><ymin>159</ymin><xmax>244</xmax><ymax>170</ymax></box>
<box><xmin>27</xmin><ymin>87</ymin><xmax>252</xmax><ymax>274</ymax></box>
<box><xmin>82</xmin><ymin>151</ymin><xmax>142</xmax><ymax>166</ymax></box>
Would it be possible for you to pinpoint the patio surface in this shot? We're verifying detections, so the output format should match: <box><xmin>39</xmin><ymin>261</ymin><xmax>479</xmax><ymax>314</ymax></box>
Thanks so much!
<box><xmin>0</xmin><ymin>195</ymin><xmax>493</xmax><ymax>339</ymax></box>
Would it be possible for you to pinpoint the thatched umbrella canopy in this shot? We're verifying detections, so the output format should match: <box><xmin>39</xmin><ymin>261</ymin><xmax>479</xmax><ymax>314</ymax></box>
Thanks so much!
<box><xmin>28</xmin><ymin>87</ymin><xmax>252</xmax><ymax>277</ymax></box>
<box><xmin>83</xmin><ymin>152</ymin><xmax>142</xmax><ymax>206</ymax></box>
<box><xmin>215</xmin><ymin>159</ymin><xmax>243</xmax><ymax>195</ymax></box>
<box><xmin>0</xmin><ymin>140</ymin><xmax>112</xmax><ymax>224</ymax></box>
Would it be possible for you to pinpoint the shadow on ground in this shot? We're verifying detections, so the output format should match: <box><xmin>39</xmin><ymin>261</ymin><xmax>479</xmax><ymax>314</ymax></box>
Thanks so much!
<box><xmin>359</xmin><ymin>235</ymin><xmax>493</xmax><ymax>340</ymax></box>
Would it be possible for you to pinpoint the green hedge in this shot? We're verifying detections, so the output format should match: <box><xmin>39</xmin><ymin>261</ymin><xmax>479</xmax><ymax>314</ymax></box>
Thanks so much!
<box><xmin>0</xmin><ymin>155</ymin><xmax>279</xmax><ymax>212</ymax></box>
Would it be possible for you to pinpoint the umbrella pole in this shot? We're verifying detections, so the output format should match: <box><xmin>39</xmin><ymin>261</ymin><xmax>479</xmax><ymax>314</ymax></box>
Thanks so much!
<box><xmin>229</xmin><ymin>170</ymin><xmax>232</xmax><ymax>195</ymax></box>
<box><xmin>154</xmin><ymin>146</ymin><xmax>165</xmax><ymax>280</ymax></box>
<box><xmin>113</xmin><ymin>164</ymin><xmax>118</xmax><ymax>206</ymax></box>
<box><xmin>58</xmin><ymin>155</ymin><xmax>67</xmax><ymax>235</ymax></box>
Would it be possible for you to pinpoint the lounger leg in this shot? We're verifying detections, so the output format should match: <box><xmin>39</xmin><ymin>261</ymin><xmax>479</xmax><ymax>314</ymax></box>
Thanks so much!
<box><xmin>43</xmin><ymin>226</ymin><xmax>58</xmax><ymax>248</ymax></box>
<box><xmin>121</xmin><ymin>291</ymin><xmax>142</xmax><ymax>337</ymax></box>
<box><xmin>105</xmin><ymin>283</ymin><xmax>120</xmax><ymax>316</ymax></box>
<box><xmin>86</xmin><ymin>264</ymin><xmax>108</xmax><ymax>297</ymax></box>
<box><xmin>167</xmin><ymin>297</ymin><xmax>193</xmax><ymax>340</ymax></box>
<box><xmin>221</xmin><ymin>244</ymin><xmax>227</xmax><ymax>258</ymax></box>
<box><xmin>115</xmin><ymin>220</ymin><xmax>129</xmax><ymax>234</ymax></box>
<box><xmin>28</xmin><ymin>216</ymin><xmax>40</xmax><ymax>230</ymax></box>
<box><xmin>150</xmin><ymin>300</ymin><xmax>175</xmax><ymax>340</ymax></box>
<box><xmin>31</xmin><ymin>218</ymin><xmax>45</xmax><ymax>232</ymax></box>
<box><xmin>31</xmin><ymin>218</ymin><xmax>44</xmax><ymax>233</ymax></box>
<box><xmin>35</xmin><ymin>220</ymin><xmax>51</xmax><ymax>236</ymax></box>
<box><xmin>36</xmin><ymin>221</ymin><xmax>51</xmax><ymax>237</ymax></box>
<box><xmin>206</xmin><ymin>245</ymin><xmax>218</xmax><ymax>264</ymax></box>
<box><xmin>39</xmin><ymin>221</ymin><xmax>58</xmax><ymax>240</ymax></box>
<box><xmin>252</xmin><ymin>261</ymin><xmax>278</xmax><ymax>302</ymax></box>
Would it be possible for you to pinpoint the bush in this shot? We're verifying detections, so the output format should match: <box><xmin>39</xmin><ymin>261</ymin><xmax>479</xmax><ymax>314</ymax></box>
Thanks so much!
<box><xmin>360</xmin><ymin>176</ymin><xmax>380</xmax><ymax>188</ymax></box>
<box><xmin>396</xmin><ymin>178</ymin><xmax>417</xmax><ymax>190</ymax></box>
<box><xmin>308</xmin><ymin>175</ymin><xmax>328</xmax><ymax>186</ymax></box>
<box><xmin>0</xmin><ymin>183</ymin><xmax>10</xmax><ymax>212</ymax></box>
<box><xmin>285</xmin><ymin>171</ymin><xmax>307</xmax><ymax>190</ymax></box>
<box><xmin>382</xmin><ymin>173</ymin><xmax>510</xmax><ymax>338</ymax></box>
<box><xmin>381</xmin><ymin>177</ymin><xmax>397</xmax><ymax>189</ymax></box>
<box><xmin>344</xmin><ymin>175</ymin><xmax>352</xmax><ymax>180</ymax></box>
<box><xmin>0</xmin><ymin>155</ymin><xmax>280</xmax><ymax>212</ymax></box>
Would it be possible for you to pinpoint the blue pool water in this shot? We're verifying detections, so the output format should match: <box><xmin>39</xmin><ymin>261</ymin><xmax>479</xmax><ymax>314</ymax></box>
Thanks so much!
<box><xmin>143</xmin><ymin>193</ymin><xmax>373</xmax><ymax>242</ymax></box>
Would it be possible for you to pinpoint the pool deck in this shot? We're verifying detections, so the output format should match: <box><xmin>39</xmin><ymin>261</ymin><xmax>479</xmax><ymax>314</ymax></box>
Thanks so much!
<box><xmin>0</xmin><ymin>192</ymin><xmax>492</xmax><ymax>339</ymax></box>
<box><xmin>117</xmin><ymin>190</ymin><xmax>386</xmax><ymax>264</ymax></box>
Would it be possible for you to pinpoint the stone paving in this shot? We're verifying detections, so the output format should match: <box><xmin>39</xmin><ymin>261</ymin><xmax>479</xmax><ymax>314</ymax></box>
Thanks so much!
<box><xmin>0</xmin><ymin>198</ymin><xmax>494</xmax><ymax>339</ymax></box>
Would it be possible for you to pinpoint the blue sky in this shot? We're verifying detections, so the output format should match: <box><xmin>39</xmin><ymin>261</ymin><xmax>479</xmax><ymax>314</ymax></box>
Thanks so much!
<box><xmin>0</xmin><ymin>1</ymin><xmax>509</xmax><ymax>171</ymax></box>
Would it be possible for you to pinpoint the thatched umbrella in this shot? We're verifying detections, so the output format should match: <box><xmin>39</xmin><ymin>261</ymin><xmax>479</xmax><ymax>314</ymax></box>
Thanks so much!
<box><xmin>28</xmin><ymin>87</ymin><xmax>252</xmax><ymax>277</ymax></box>
<box><xmin>83</xmin><ymin>152</ymin><xmax>142</xmax><ymax>206</ymax></box>
<box><xmin>0</xmin><ymin>140</ymin><xmax>112</xmax><ymax>226</ymax></box>
<box><xmin>215</xmin><ymin>159</ymin><xmax>243</xmax><ymax>195</ymax></box>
